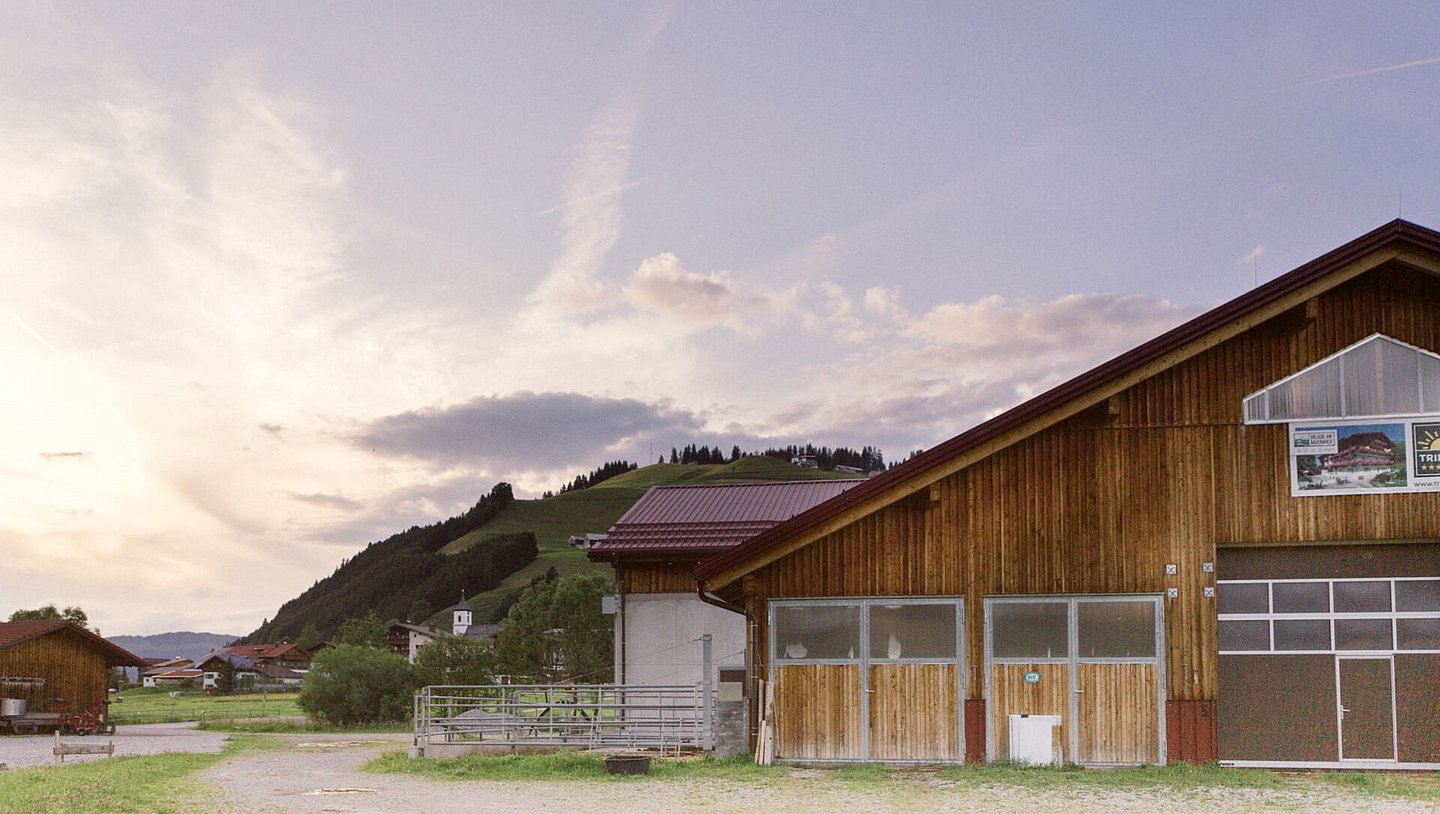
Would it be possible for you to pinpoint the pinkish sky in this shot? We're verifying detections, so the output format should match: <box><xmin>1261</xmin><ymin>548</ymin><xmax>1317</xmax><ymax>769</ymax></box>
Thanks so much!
<box><xmin>4</xmin><ymin>2</ymin><xmax>1439</xmax><ymax>634</ymax></box>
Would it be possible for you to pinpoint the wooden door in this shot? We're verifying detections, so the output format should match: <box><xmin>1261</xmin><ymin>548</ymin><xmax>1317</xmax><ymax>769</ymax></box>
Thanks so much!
<box><xmin>988</xmin><ymin>663</ymin><xmax>1070</xmax><ymax>762</ymax></box>
<box><xmin>1338</xmin><ymin>658</ymin><xmax>1396</xmax><ymax>761</ymax></box>
<box><xmin>774</xmin><ymin>664</ymin><xmax>862</xmax><ymax>760</ymax></box>
<box><xmin>867</xmin><ymin>663</ymin><xmax>960</xmax><ymax>760</ymax></box>
<box><xmin>1075</xmin><ymin>663</ymin><xmax>1160</xmax><ymax>764</ymax></box>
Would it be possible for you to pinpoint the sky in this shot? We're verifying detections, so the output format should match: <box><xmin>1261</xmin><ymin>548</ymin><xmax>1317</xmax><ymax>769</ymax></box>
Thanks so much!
<box><xmin>4</xmin><ymin>2</ymin><xmax>1439</xmax><ymax>636</ymax></box>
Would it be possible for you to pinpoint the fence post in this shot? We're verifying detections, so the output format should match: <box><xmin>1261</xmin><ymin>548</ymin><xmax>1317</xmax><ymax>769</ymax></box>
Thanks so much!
<box><xmin>701</xmin><ymin>634</ymin><xmax>713</xmax><ymax>752</ymax></box>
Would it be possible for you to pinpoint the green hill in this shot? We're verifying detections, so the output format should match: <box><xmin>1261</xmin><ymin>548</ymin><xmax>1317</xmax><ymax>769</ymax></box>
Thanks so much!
<box><xmin>440</xmin><ymin>456</ymin><xmax>866</xmax><ymax>623</ymax></box>
<box><xmin>247</xmin><ymin>457</ymin><xmax>867</xmax><ymax>641</ymax></box>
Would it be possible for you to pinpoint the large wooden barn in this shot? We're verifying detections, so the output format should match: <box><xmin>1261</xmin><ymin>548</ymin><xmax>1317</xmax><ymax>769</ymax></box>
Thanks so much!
<box><xmin>0</xmin><ymin>621</ymin><xmax>141</xmax><ymax>729</ymax></box>
<box><xmin>694</xmin><ymin>220</ymin><xmax>1440</xmax><ymax>768</ymax></box>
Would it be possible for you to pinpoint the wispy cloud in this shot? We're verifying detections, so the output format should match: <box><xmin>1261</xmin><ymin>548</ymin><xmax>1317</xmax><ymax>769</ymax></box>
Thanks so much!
<box><xmin>1269</xmin><ymin>55</ymin><xmax>1440</xmax><ymax>93</ymax></box>
<box><xmin>1240</xmin><ymin>245</ymin><xmax>1265</xmax><ymax>265</ymax></box>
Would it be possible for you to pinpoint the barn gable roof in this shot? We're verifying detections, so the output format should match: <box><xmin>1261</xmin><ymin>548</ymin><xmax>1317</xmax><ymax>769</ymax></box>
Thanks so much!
<box><xmin>695</xmin><ymin>219</ymin><xmax>1440</xmax><ymax>590</ymax></box>
<box><xmin>588</xmin><ymin>480</ymin><xmax>864</xmax><ymax>559</ymax></box>
<box><xmin>0</xmin><ymin>621</ymin><xmax>143</xmax><ymax>666</ymax></box>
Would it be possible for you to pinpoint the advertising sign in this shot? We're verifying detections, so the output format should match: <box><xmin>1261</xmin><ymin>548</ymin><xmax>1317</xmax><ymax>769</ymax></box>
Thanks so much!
<box><xmin>1291</xmin><ymin>419</ymin><xmax>1440</xmax><ymax>496</ymax></box>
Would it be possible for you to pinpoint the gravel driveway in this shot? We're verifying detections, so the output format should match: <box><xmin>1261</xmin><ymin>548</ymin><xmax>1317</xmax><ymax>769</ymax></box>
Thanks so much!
<box><xmin>0</xmin><ymin>721</ymin><xmax>229</xmax><ymax>769</ymax></box>
<box><xmin>198</xmin><ymin>736</ymin><xmax>1440</xmax><ymax>814</ymax></box>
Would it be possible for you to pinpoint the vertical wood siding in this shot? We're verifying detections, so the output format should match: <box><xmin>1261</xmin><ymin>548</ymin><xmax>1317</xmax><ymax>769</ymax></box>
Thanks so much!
<box><xmin>616</xmin><ymin>561</ymin><xmax>700</xmax><ymax>594</ymax></box>
<box><xmin>867</xmin><ymin>663</ymin><xmax>960</xmax><ymax>760</ymax></box>
<box><xmin>1076</xmin><ymin>663</ymin><xmax>1159</xmax><ymax>764</ymax></box>
<box><xmin>774</xmin><ymin>664</ymin><xmax>862</xmax><ymax>759</ymax></box>
<box><xmin>0</xmin><ymin>633</ymin><xmax>111</xmax><ymax>716</ymax></box>
<box><xmin>744</xmin><ymin>264</ymin><xmax>1440</xmax><ymax>718</ymax></box>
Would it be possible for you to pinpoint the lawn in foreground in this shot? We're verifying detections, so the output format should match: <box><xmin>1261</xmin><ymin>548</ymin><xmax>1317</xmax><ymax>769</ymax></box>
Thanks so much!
<box><xmin>0</xmin><ymin>736</ymin><xmax>274</xmax><ymax>814</ymax></box>
<box><xmin>365</xmin><ymin>751</ymin><xmax>1440</xmax><ymax>801</ymax></box>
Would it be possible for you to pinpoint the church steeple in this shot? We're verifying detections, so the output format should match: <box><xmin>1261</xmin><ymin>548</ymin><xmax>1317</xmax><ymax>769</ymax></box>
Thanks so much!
<box><xmin>452</xmin><ymin>592</ymin><xmax>472</xmax><ymax>636</ymax></box>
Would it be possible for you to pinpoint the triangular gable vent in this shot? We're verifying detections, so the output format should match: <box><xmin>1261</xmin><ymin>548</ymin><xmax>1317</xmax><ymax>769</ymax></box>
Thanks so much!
<box><xmin>1244</xmin><ymin>334</ymin><xmax>1440</xmax><ymax>424</ymax></box>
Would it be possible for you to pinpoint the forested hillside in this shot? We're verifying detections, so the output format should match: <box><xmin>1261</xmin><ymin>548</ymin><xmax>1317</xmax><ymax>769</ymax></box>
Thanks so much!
<box><xmin>245</xmin><ymin>484</ymin><xmax>535</xmax><ymax>642</ymax></box>
<box><xmin>245</xmin><ymin>452</ymin><xmax>873</xmax><ymax>644</ymax></box>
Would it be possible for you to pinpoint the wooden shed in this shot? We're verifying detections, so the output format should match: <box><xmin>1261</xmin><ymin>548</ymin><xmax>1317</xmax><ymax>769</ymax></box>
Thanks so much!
<box><xmin>0</xmin><ymin>621</ymin><xmax>141</xmax><ymax>727</ymax></box>
<box><xmin>695</xmin><ymin>220</ymin><xmax>1440</xmax><ymax>768</ymax></box>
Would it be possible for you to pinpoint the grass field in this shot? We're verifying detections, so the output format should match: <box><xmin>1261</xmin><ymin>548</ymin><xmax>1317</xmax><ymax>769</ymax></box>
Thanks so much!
<box><xmin>109</xmin><ymin>687</ymin><xmax>302</xmax><ymax>725</ymax></box>
<box><xmin>0</xmin><ymin>735</ymin><xmax>274</xmax><ymax>814</ymax></box>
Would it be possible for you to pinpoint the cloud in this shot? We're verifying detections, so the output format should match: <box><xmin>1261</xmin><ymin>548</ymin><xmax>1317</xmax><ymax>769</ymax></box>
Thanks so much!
<box><xmin>624</xmin><ymin>253</ymin><xmax>795</xmax><ymax>332</ymax></box>
<box><xmin>38</xmin><ymin>451</ymin><xmax>91</xmax><ymax>462</ymax></box>
<box><xmin>359</xmin><ymin>391</ymin><xmax>706</xmax><ymax>472</ymax></box>
<box><xmin>287</xmin><ymin>492</ymin><xmax>363</xmax><ymax>511</ymax></box>
<box><xmin>1240</xmin><ymin>246</ymin><xmax>1265</xmax><ymax>265</ymax></box>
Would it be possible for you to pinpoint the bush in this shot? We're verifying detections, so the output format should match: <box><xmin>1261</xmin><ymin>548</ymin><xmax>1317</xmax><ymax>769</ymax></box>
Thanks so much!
<box><xmin>299</xmin><ymin>644</ymin><xmax>415</xmax><ymax>725</ymax></box>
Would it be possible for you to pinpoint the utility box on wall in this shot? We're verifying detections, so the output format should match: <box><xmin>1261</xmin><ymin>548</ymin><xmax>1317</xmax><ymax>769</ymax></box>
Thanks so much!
<box><xmin>1009</xmin><ymin>714</ymin><xmax>1063</xmax><ymax>766</ymax></box>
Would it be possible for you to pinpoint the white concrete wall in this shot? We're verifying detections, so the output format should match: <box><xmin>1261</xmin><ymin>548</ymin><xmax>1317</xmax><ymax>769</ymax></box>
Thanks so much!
<box><xmin>616</xmin><ymin>593</ymin><xmax>746</xmax><ymax>687</ymax></box>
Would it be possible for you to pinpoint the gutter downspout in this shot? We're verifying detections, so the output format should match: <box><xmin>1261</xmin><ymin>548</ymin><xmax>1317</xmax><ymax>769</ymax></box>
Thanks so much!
<box><xmin>696</xmin><ymin>577</ymin><xmax>759</xmax><ymax>753</ymax></box>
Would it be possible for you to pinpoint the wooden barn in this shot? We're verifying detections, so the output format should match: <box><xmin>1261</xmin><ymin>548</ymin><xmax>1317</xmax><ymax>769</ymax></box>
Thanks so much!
<box><xmin>694</xmin><ymin>220</ymin><xmax>1440</xmax><ymax>768</ymax></box>
<box><xmin>0</xmin><ymin>621</ymin><xmax>141</xmax><ymax>728</ymax></box>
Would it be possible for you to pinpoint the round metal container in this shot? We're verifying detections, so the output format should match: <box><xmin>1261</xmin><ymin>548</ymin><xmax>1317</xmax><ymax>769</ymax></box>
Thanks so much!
<box><xmin>0</xmin><ymin>698</ymin><xmax>26</xmax><ymax>717</ymax></box>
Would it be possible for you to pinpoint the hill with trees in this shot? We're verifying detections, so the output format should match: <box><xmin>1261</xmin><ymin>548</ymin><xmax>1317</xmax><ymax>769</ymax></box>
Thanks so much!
<box><xmin>245</xmin><ymin>450</ymin><xmax>873</xmax><ymax>643</ymax></box>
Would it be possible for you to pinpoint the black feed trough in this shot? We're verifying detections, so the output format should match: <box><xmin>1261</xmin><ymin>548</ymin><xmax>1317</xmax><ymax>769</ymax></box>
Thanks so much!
<box><xmin>603</xmin><ymin>754</ymin><xmax>652</xmax><ymax>775</ymax></box>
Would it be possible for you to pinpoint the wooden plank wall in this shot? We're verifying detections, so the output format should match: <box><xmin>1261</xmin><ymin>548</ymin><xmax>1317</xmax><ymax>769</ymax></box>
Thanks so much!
<box><xmin>989</xmin><ymin>663</ymin><xmax>1069</xmax><ymax>761</ymax></box>
<box><xmin>745</xmin><ymin>263</ymin><xmax>1440</xmax><ymax>715</ymax></box>
<box><xmin>774</xmin><ymin>664</ymin><xmax>862</xmax><ymax>760</ymax></box>
<box><xmin>0</xmin><ymin>633</ymin><xmax>110</xmax><ymax>715</ymax></box>
<box><xmin>1076</xmin><ymin>663</ymin><xmax>1158</xmax><ymax>764</ymax></box>
<box><xmin>868</xmin><ymin>664</ymin><xmax>960</xmax><ymax>760</ymax></box>
<box><xmin>616</xmin><ymin>561</ymin><xmax>701</xmax><ymax>594</ymax></box>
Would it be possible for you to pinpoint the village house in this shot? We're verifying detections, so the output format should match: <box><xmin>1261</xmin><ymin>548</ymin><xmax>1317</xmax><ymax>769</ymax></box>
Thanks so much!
<box><xmin>387</xmin><ymin>599</ymin><xmax>503</xmax><ymax>664</ymax></box>
<box><xmin>0</xmin><ymin>621</ymin><xmax>142</xmax><ymax>733</ymax></box>
<box><xmin>693</xmin><ymin>220</ymin><xmax>1440</xmax><ymax>768</ymax></box>
<box><xmin>586</xmin><ymin>480</ymin><xmax>863</xmax><ymax>688</ymax></box>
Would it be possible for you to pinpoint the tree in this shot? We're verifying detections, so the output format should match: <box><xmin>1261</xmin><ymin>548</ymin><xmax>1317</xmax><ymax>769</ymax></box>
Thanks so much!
<box><xmin>9</xmin><ymin>604</ymin><xmax>89</xmax><ymax>629</ymax></box>
<box><xmin>495</xmin><ymin>573</ymin><xmax>613</xmax><ymax>681</ymax></box>
<box><xmin>334</xmin><ymin>610</ymin><xmax>388</xmax><ymax>648</ymax></box>
<box><xmin>299</xmin><ymin>644</ymin><xmax>415</xmax><ymax>725</ymax></box>
<box><xmin>296</xmin><ymin>622</ymin><xmax>325</xmax><ymax>652</ymax></box>
<box><xmin>406</xmin><ymin>599</ymin><xmax>432</xmax><ymax>625</ymax></box>
<box><xmin>413</xmin><ymin>636</ymin><xmax>496</xmax><ymax>687</ymax></box>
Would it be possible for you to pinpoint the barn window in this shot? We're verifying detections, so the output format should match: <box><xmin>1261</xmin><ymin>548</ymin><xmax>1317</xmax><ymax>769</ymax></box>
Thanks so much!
<box><xmin>1218</xmin><ymin>582</ymin><xmax>1269</xmax><ymax>615</ymax></box>
<box><xmin>1272</xmin><ymin>582</ymin><xmax>1329</xmax><ymax>613</ymax></box>
<box><xmin>774</xmin><ymin>604</ymin><xmax>860</xmax><ymax>660</ymax></box>
<box><xmin>990</xmin><ymin>601</ymin><xmax>1069</xmax><ymax>659</ymax></box>
<box><xmin>1333</xmin><ymin>581</ymin><xmax>1391</xmax><ymax>613</ymax></box>
<box><xmin>1396</xmin><ymin>579</ymin><xmax>1440</xmax><ymax>612</ymax></box>
<box><xmin>868</xmin><ymin>603</ymin><xmax>957</xmax><ymax>660</ymax></box>
<box><xmin>1077</xmin><ymin>600</ymin><xmax>1156</xmax><ymax>658</ymax></box>
<box><xmin>1243</xmin><ymin>334</ymin><xmax>1440</xmax><ymax>423</ymax></box>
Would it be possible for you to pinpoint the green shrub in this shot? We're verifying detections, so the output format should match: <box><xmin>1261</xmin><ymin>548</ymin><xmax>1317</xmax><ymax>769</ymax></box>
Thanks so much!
<box><xmin>298</xmin><ymin>644</ymin><xmax>415</xmax><ymax>725</ymax></box>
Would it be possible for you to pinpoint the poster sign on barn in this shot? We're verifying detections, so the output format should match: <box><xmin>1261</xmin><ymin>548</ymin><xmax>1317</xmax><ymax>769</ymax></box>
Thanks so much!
<box><xmin>1290</xmin><ymin>419</ymin><xmax>1440</xmax><ymax>496</ymax></box>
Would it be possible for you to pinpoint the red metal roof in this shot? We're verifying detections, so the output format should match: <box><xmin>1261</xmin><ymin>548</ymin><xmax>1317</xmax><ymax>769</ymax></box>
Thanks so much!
<box><xmin>696</xmin><ymin>219</ymin><xmax>1440</xmax><ymax>587</ymax></box>
<box><xmin>588</xmin><ymin>480</ymin><xmax>865</xmax><ymax>557</ymax></box>
<box><xmin>0</xmin><ymin>621</ymin><xmax>143</xmax><ymax>666</ymax></box>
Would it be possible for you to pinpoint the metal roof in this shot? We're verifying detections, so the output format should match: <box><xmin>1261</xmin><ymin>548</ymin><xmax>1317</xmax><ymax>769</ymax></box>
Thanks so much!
<box><xmin>588</xmin><ymin>480</ymin><xmax>864</xmax><ymax>557</ymax></box>
<box><xmin>696</xmin><ymin>219</ymin><xmax>1440</xmax><ymax>588</ymax></box>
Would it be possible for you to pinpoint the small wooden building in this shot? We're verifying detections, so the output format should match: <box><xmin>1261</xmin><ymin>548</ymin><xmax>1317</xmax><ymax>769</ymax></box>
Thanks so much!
<box><xmin>695</xmin><ymin>220</ymin><xmax>1440</xmax><ymax>768</ymax></box>
<box><xmin>0</xmin><ymin>621</ymin><xmax>141</xmax><ymax>723</ymax></box>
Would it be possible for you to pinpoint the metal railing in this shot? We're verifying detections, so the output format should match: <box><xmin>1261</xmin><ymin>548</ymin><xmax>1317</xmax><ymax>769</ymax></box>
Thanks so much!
<box><xmin>413</xmin><ymin>683</ymin><xmax>710</xmax><ymax>755</ymax></box>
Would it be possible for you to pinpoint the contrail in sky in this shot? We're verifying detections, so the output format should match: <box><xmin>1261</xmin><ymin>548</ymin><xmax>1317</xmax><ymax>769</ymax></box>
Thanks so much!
<box><xmin>1269</xmin><ymin>55</ymin><xmax>1440</xmax><ymax>93</ymax></box>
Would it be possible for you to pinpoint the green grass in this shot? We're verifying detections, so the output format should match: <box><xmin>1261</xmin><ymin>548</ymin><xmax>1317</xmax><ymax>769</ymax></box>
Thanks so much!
<box><xmin>196</xmin><ymin>719</ymin><xmax>408</xmax><ymax>734</ymax></box>
<box><xmin>0</xmin><ymin>735</ymin><xmax>275</xmax><ymax>814</ymax></box>
<box><xmin>108</xmin><ymin>687</ymin><xmax>302</xmax><ymax>724</ymax></box>
<box><xmin>365</xmin><ymin>751</ymin><xmax>1440</xmax><ymax>800</ymax></box>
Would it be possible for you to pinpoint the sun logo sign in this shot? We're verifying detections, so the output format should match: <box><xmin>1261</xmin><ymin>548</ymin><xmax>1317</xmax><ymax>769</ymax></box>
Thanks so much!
<box><xmin>1416</xmin><ymin>423</ymin><xmax>1440</xmax><ymax>478</ymax></box>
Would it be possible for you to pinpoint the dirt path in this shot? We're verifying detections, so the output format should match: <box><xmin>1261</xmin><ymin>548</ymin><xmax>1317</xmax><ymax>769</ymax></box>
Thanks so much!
<box><xmin>200</xmin><ymin>737</ymin><xmax>1439</xmax><ymax>814</ymax></box>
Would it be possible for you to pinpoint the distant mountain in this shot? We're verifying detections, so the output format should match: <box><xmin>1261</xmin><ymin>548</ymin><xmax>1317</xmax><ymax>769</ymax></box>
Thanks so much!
<box><xmin>107</xmin><ymin>631</ymin><xmax>240</xmax><ymax>663</ymax></box>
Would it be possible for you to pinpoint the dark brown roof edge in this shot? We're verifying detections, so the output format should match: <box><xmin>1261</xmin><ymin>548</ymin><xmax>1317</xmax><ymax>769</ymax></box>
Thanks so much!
<box><xmin>0</xmin><ymin>621</ymin><xmax>145</xmax><ymax>666</ymax></box>
<box><xmin>696</xmin><ymin>219</ymin><xmax>1440</xmax><ymax>584</ymax></box>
